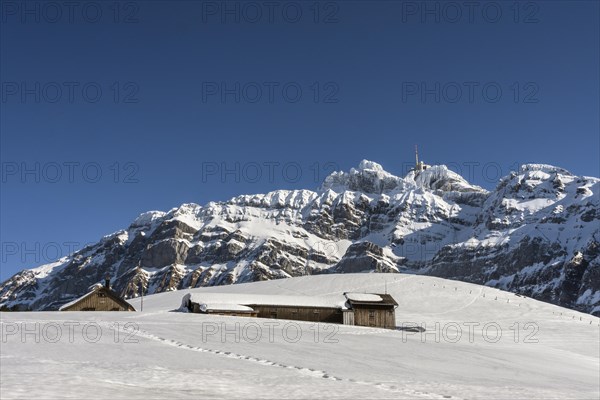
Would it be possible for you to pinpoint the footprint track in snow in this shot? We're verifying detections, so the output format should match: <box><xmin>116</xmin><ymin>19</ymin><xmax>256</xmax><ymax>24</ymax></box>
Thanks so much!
<box><xmin>113</xmin><ymin>323</ymin><xmax>462</xmax><ymax>399</ymax></box>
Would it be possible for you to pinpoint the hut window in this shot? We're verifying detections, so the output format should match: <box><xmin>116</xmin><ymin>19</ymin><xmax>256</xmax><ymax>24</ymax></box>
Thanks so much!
<box><xmin>97</xmin><ymin>293</ymin><xmax>106</xmax><ymax>298</ymax></box>
<box><xmin>369</xmin><ymin>311</ymin><xmax>375</xmax><ymax>318</ymax></box>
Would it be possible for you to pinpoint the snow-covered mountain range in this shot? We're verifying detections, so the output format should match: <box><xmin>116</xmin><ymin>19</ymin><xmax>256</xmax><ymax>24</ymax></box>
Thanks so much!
<box><xmin>1</xmin><ymin>160</ymin><xmax>599</xmax><ymax>314</ymax></box>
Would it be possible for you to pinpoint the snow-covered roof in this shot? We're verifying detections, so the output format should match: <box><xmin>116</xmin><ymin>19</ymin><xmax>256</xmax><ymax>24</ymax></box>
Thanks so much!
<box><xmin>59</xmin><ymin>289</ymin><xmax>96</xmax><ymax>310</ymax></box>
<box><xmin>344</xmin><ymin>293</ymin><xmax>382</xmax><ymax>302</ymax></box>
<box><xmin>198</xmin><ymin>303</ymin><xmax>255</xmax><ymax>312</ymax></box>
<box><xmin>59</xmin><ymin>286</ymin><xmax>135</xmax><ymax>311</ymax></box>
<box><xmin>182</xmin><ymin>293</ymin><xmax>348</xmax><ymax>311</ymax></box>
<box><xmin>344</xmin><ymin>292</ymin><xmax>398</xmax><ymax>306</ymax></box>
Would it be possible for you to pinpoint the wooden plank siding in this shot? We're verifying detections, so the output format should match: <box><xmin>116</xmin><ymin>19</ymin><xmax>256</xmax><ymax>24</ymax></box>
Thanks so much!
<box><xmin>249</xmin><ymin>305</ymin><xmax>343</xmax><ymax>324</ymax></box>
<box><xmin>352</xmin><ymin>305</ymin><xmax>396</xmax><ymax>329</ymax></box>
<box><xmin>61</xmin><ymin>288</ymin><xmax>135</xmax><ymax>311</ymax></box>
<box><xmin>342</xmin><ymin>310</ymin><xmax>355</xmax><ymax>325</ymax></box>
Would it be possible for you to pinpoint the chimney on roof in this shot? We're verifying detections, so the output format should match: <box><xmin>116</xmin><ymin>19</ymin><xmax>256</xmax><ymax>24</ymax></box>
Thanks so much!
<box><xmin>104</xmin><ymin>273</ymin><xmax>111</xmax><ymax>290</ymax></box>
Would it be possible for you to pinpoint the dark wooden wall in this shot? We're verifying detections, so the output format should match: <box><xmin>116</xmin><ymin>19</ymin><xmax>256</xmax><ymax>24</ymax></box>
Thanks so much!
<box><xmin>249</xmin><ymin>305</ymin><xmax>343</xmax><ymax>324</ymax></box>
<box><xmin>352</xmin><ymin>305</ymin><xmax>396</xmax><ymax>329</ymax></box>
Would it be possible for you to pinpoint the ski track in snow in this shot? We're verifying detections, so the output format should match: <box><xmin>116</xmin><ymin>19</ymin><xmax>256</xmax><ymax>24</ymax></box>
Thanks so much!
<box><xmin>114</xmin><ymin>322</ymin><xmax>462</xmax><ymax>400</ymax></box>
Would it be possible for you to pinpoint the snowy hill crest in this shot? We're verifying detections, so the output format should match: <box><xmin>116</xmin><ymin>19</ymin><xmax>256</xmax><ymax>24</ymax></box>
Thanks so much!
<box><xmin>1</xmin><ymin>160</ymin><xmax>599</xmax><ymax>315</ymax></box>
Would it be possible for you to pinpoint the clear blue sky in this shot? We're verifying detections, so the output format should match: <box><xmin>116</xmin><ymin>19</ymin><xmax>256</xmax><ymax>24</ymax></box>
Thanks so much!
<box><xmin>1</xmin><ymin>0</ymin><xmax>599</xmax><ymax>280</ymax></box>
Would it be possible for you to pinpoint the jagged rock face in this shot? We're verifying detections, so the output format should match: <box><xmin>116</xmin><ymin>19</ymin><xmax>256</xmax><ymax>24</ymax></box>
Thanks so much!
<box><xmin>332</xmin><ymin>242</ymin><xmax>401</xmax><ymax>273</ymax></box>
<box><xmin>1</xmin><ymin>161</ymin><xmax>599</xmax><ymax>315</ymax></box>
<box><xmin>426</xmin><ymin>164</ymin><xmax>600</xmax><ymax>314</ymax></box>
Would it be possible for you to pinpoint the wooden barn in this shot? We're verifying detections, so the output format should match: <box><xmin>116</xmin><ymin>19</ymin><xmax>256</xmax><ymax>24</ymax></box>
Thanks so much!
<box><xmin>60</xmin><ymin>277</ymin><xmax>135</xmax><ymax>312</ymax></box>
<box><xmin>182</xmin><ymin>293</ymin><xmax>342</xmax><ymax>323</ymax></box>
<box><xmin>181</xmin><ymin>292</ymin><xmax>398</xmax><ymax>329</ymax></box>
<box><xmin>343</xmin><ymin>292</ymin><xmax>397</xmax><ymax>329</ymax></box>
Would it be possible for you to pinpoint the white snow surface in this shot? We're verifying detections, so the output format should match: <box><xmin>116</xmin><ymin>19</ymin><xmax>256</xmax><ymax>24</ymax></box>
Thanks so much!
<box><xmin>344</xmin><ymin>293</ymin><xmax>383</xmax><ymax>302</ymax></box>
<box><xmin>182</xmin><ymin>292</ymin><xmax>348</xmax><ymax>310</ymax></box>
<box><xmin>2</xmin><ymin>273</ymin><xmax>598</xmax><ymax>400</ymax></box>
<box><xmin>197</xmin><ymin>303</ymin><xmax>255</xmax><ymax>312</ymax></box>
<box><xmin>131</xmin><ymin>210</ymin><xmax>167</xmax><ymax>228</ymax></box>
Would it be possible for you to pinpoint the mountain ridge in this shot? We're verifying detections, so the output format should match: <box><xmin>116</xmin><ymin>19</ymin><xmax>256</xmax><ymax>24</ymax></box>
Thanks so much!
<box><xmin>1</xmin><ymin>160</ymin><xmax>598</xmax><ymax>315</ymax></box>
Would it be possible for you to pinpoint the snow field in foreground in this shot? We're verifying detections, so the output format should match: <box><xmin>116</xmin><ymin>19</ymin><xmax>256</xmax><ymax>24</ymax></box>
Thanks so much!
<box><xmin>1</xmin><ymin>274</ymin><xmax>598</xmax><ymax>399</ymax></box>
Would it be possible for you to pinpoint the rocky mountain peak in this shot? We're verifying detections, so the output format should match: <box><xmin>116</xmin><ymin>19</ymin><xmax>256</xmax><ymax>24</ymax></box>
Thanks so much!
<box><xmin>130</xmin><ymin>210</ymin><xmax>167</xmax><ymax>228</ymax></box>
<box><xmin>1</xmin><ymin>160</ymin><xmax>598</xmax><ymax>316</ymax></box>
<box><xmin>407</xmin><ymin>165</ymin><xmax>487</xmax><ymax>193</ymax></box>
<box><xmin>519</xmin><ymin>163</ymin><xmax>573</xmax><ymax>176</ymax></box>
<box><xmin>356</xmin><ymin>159</ymin><xmax>385</xmax><ymax>172</ymax></box>
<box><xmin>320</xmin><ymin>160</ymin><xmax>485</xmax><ymax>195</ymax></box>
<box><xmin>320</xmin><ymin>159</ymin><xmax>404</xmax><ymax>194</ymax></box>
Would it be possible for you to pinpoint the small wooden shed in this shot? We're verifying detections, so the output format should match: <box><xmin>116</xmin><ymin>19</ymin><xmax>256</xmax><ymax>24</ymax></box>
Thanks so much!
<box><xmin>344</xmin><ymin>293</ymin><xmax>397</xmax><ymax>329</ymax></box>
<box><xmin>60</xmin><ymin>278</ymin><xmax>135</xmax><ymax>312</ymax></box>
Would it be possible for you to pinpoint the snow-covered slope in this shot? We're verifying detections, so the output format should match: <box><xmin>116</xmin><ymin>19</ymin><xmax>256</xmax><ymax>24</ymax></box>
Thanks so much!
<box><xmin>1</xmin><ymin>274</ymin><xmax>598</xmax><ymax>399</ymax></box>
<box><xmin>1</xmin><ymin>161</ymin><xmax>598</xmax><ymax>315</ymax></box>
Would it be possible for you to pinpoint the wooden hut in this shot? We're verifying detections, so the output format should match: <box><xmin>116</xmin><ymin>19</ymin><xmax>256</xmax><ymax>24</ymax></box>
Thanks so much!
<box><xmin>182</xmin><ymin>293</ymin><xmax>344</xmax><ymax>324</ymax></box>
<box><xmin>344</xmin><ymin>293</ymin><xmax>397</xmax><ymax>329</ymax></box>
<box><xmin>60</xmin><ymin>277</ymin><xmax>135</xmax><ymax>312</ymax></box>
<box><xmin>181</xmin><ymin>292</ymin><xmax>398</xmax><ymax>329</ymax></box>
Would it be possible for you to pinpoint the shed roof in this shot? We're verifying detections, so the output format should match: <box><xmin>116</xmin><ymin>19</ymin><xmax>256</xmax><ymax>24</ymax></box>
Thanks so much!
<box><xmin>344</xmin><ymin>292</ymin><xmax>398</xmax><ymax>307</ymax></box>
<box><xmin>182</xmin><ymin>292</ymin><xmax>399</xmax><ymax>311</ymax></box>
<box><xmin>182</xmin><ymin>293</ymin><xmax>347</xmax><ymax>311</ymax></box>
<box><xmin>198</xmin><ymin>303</ymin><xmax>255</xmax><ymax>313</ymax></box>
<box><xmin>59</xmin><ymin>286</ymin><xmax>136</xmax><ymax>311</ymax></box>
<box><xmin>345</xmin><ymin>293</ymin><xmax>382</xmax><ymax>302</ymax></box>
<box><xmin>59</xmin><ymin>289</ymin><xmax>96</xmax><ymax>310</ymax></box>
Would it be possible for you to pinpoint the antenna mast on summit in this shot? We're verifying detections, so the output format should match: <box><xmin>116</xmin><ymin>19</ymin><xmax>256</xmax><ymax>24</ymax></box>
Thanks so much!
<box><xmin>414</xmin><ymin>144</ymin><xmax>428</xmax><ymax>172</ymax></box>
<box><xmin>415</xmin><ymin>144</ymin><xmax>419</xmax><ymax>168</ymax></box>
